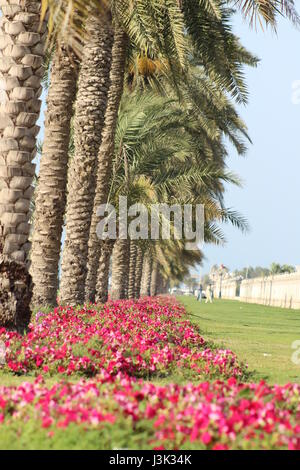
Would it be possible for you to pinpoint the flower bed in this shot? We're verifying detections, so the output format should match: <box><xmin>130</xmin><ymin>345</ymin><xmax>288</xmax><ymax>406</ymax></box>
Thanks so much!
<box><xmin>0</xmin><ymin>297</ymin><xmax>246</xmax><ymax>380</ymax></box>
<box><xmin>0</xmin><ymin>374</ymin><xmax>299</xmax><ymax>449</ymax></box>
<box><xmin>0</xmin><ymin>297</ymin><xmax>299</xmax><ymax>450</ymax></box>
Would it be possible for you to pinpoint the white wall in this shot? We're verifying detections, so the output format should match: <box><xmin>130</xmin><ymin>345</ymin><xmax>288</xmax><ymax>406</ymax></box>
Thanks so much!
<box><xmin>239</xmin><ymin>272</ymin><xmax>300</xmax><ymax>309</ymax></box>
<box><xmin>213</xmin><ymin>279</ymin><xmax>238</xmax><ymax>300</ymax></box>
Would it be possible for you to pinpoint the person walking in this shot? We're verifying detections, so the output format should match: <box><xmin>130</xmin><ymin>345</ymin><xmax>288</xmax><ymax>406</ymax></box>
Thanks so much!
<box><xmin>197</xmin><ymin>284</ymin><xmax>203</xmax><ymax>302</ymax></box>
<box><xmin>205</xmin><ymin>284</ymin><xmax>213</xmax><ymax>304</ymax></box>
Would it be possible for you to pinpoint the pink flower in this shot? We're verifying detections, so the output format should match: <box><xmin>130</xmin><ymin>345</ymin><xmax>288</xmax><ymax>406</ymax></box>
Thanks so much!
<box><xmin>42</xmin><ymin>417</ymin><xmax>53</xmax><ymax>428</ymax></box>
<box><xmin>201</xmin><ymin>432</ymin><xmax>212</xmax><ymax>445</ymax></box>
<box><xmin>0</xmin><ymin>397</ymin><xmax>6</xmax><ymax>409</ymax></box>
<box><xmin>228</xmin><ymin>377</ymin><xmax>237</xmax><ymax>387</ymax></box>
<box><xmin>213</xmin><ymin>444</ymin><xmax>228</xmax><ymax>450</ymax></box>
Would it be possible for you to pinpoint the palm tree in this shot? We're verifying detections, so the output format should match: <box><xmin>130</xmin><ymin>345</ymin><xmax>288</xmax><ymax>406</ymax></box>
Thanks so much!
<box><xmin>0</xmin><ymin>240</ymin><xmax>33</xmax><ymax>332</ymax></box>
<box><xmin>85</xmin><ymin>24</ymin><xmax>128</xmax><ymax>303</ymax></box>
<box><xmin>0</xmin><ymin>0</ymin><xmax>295</xmax><ymax>328</ymax></box>
<box><xmin>150</xmin><ymin>259</ymin><xmax>158</xmax><ymax>297</ymax></box>
<box><xmin>95</xmin><ymin>239</ymin><xmax>114</xmax><ymax>303</ymax></box>
<box><xmin>140</xmin><ymin>241</ymin><xmax>203</xmax><ymax>298</ymax></box>
<box><xmin>230</xmin><ymin>0</ymin><xmax>299</xmax><ymax>26</ymax></box>
<box><xmin>59</xmin><ymin>17</ymin><xmax>114</xmax><ymax>305</ymax></box>
<box><xmin>134</xmin><ymin>243</ymin><xmax>144</xmax><ymax>297</ymax></box>
<box><xmin>58</xmin><ymin>0</ymin><xmax>194</xmax><ymax>305</ymax></box>
<box><xmin>127</xmin><ymin>240</ymin><xmax>138</xmax><ymax>299</ymax></box>
<box><xmin>30</xmin><ymin>46</ymin><xmax>78</xmax><ymax>308</ymax></box>
<box><xmin>110</xmin><ymin>238</ymin><xmax>130</xmax><ymax>300</ymax></box>
<box><xmin>0</xmin><ymin>1</ymin><xmax>47</xmax><ymax>329</ymax></box>
<box><xmin>43</xmin><ymin>1</ymin><xmax>299</xmax><ymax>49</ymax></box>
<box><xmin>158</xmin><ymin>241</ymin><xmax>204</xmax><ymax>290</ymax></box>
<box><xmin>34</xmin><ymin>0</ymin><xmax>297</xmax><ymax>309</ymax></box>
<box><xmin>41</xmin><ymin>0</ymin><xmax>270</xmax><ymax>307</ymax></box>
<box><xmin>140</xmin><ymin>253</ymin><xmax>153</xmax><ymax>297</ymax></box>
<box><xmin>155</xmin><ymin>268</ymin><xmax>168</xmax><ymax>295</ymax></box>
<box><xmin>103</xmin><ymin>86</ymin><xmax>249</xmax><ymax>301</ymax></box>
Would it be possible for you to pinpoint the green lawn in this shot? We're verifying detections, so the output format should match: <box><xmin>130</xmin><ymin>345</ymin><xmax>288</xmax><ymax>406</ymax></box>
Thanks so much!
<box><xmin>179</xmin><ymin>296</ymin><xmax>300</xmax><ymax>385</ymax></box>
<box><xmin>0</xmin><ymin>373</ymin><xmax>76</xmax><ymax>388</ymax></box>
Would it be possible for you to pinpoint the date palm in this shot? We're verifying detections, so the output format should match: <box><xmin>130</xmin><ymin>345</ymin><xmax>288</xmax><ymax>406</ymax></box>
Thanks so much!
<box><xmin>110</xmin><ymin>238</ymin><xmax>130</xmax><ymax>300</ymax></box>
<box><xmin>30</xmin><ymin>46</ymin><xmax>78</xmax><ymax>308</ymax></box>
<box><xmin>140</xmin><ymin>253</ymin><xmax>153</xmax><ymax>297</ymax></box>
<box><xmin>0</xmin><ymin>1</ymin><xmax>47</xmax><ymax>329</ymax></box>
<box><xmin>85</xmin><ymin>24</ymin><xmax>128</xmax><ymax>303</ymax></box>
<box><xmin>42</xmin><ymin>0</ymin><xmax>274</xmax><ymax>307</ymax></box>
<box><xmin>95</xmin><ymin>238</ymin><xmax>114</xmax><ymax>303</ymax></box>
<box><xmin>32</xmin><ymin>0</ymin><xmax>298</xmax><ymax>309</ymax></box>
<box><xmin>50</xmin><ymin>1</ymin><xmax>193</xmax><ymax>305</ymax></box>
<box><xmin>231</xmin><ymin>0</ymin><xmax>299</xmax><ymax>26</ymax></box>
<box><xmin>150</xmin><ymin>259</ymin><xmax>158</xmax><ymax>297</ymax></box>
<box><xmin>59</xmin><ymin>17</ymin><xmax>114</xmax><ymax>305</ymax></box>
<box><xmin>134</xmin><ymin>243</ymin><xmax>144</xmax><ymax>297</ymax></box>
<box><xmin>42</xmin><ymin>2</ymin><xmax>299</xmax><ymax>85</ymax></box>
<box><xmin>104</xmin><ymin>88</ymin><xmax>248</xmax><ymax>300</ymax></box>
<box><xmin>127</xmin><ymin>240</ymin><xmax>138</xmax><ymax>299</ymax></box>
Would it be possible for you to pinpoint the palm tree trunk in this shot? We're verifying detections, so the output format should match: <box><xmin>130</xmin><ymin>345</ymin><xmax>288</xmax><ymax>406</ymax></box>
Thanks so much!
<box><xmin>0</xmin><ymin>1</ymin><xmax>46</xmax><ymax>329</ymax></box>
<box><xmin>0</xmin><ymin>247</ymin><xmax>33</xmax><ymax>333</ymax></box>
<box><xmin>127</xmin><ymin>240</ymin><xmax>137</xmax><ymax>299</ymax></box>
<box><xmin>134</xmin><ymin>244</ymin><xmax>143</xmax><ymax>298</ymax></box>
<box><xmin>163</xmin><ymin>278</ymin><xmax>170</xmax><ymax>294</ymax></box>
<box><xmin>150</xmin><ymin>260</ymin><xmax>158</xmax><ymax>296</ymax></box>
<box><xmin>85</xmin><ymin>26</ymin><xmax>127</xmax><ymax>303</ymax></box>
<box><xmin>95</xmin><ymin>239</ymin><xmax>114</xmax><ymax>304</ymax></box>
<box><xmin>110</xmin><ymin>238</ymin><xmax>129</xmax><ymax>300</ymax></box>
<box><xmin>156</xmin><ymin>269</ymin><xmax>164</xmax><ymax>295</ymax></box>
<box><xmin>0</xmin><ymin>1</ymin><xmax>46</xmax><ymax>263</ymax></box>
<box><xmin>30</xmin><ymin>46</ymin><xmax>78</xmax><ymax>308</ymax></box>
<box><xmin>59</xmin><ymin>18</ymin><xmax>113</xmax><ymax>306</ymax></box>
<box><xmin>140</xmin><ymin>254</ymin><xmax>152</xmax><ymax>297</ymax></box>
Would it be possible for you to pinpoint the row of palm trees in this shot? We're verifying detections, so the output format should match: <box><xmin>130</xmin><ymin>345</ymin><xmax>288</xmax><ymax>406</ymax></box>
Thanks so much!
<box><xmin>0</xmin><ymin>1</ymin><xmax>298</xmax><ymax>330</ymax></box>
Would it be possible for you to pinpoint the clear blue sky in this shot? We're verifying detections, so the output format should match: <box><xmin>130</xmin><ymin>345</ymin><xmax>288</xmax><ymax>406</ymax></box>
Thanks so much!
<box><xmin>199</xmin><ymin>14</ymin><xmax>300</xmax><ymax>275</ymax></box>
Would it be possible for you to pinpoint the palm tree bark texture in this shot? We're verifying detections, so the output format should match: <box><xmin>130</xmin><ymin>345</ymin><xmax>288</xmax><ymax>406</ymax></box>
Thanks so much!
<box><xmin>110</xmin><ymin>237</ymin><xmax>129</xmax><ymax>301</ymax></box>
<box><xmin>140</xmin><ymin>254</ymin><xmax>152</xmax><ymax>297</ymax></box>
<box><xmin>95</xmin><ymin>238</ymin><xmax>114</xmax><ymax>304</ymax></box>
<box><xmin>59</xmin><ymin>18</ymin><xmax>113</xmax><ymax>306</ymax></box>
<box><xmin>127</xmin><ymin>240</ymin><xmax>137</xmax><ymax>299</ymax></box>
<box><xmin>0</xmin><ymin>245</ymin><xmax>32</xmax><ymax>332</ymax></box>
<box><xmin>150</xmin><ymin>260</ymin><xmax>158</xmax><ymax>297</ymax></box>
<box><xmin>85</xmin><ymin>25</ymin><xmax>128</xmax><ymax>303</ymax></box>
<box><xmin>134</xmin><ymin>244</ymin><xmax>144</xmax><ymax>298</ymax></box>
<box><xmin>0</xmin><ymin>0</ymin><xmax>46</xmax><ymax>263</ymax></box>
<box><xmin>0</xmin><ymin>1</ymin><xmax>46</xmax><ymax>330</ymax></box>
<box><xmin>30</xmin><ymin>46</ymin><xmax>78</xmax><ymax>308</ymax></box>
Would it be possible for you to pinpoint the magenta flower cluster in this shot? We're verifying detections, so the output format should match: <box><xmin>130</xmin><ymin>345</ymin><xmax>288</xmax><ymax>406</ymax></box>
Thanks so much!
<box><xmin>0</xmin><ymin>297</ymin><xmax>245</xmax><ymax>379</ymax></box>
<box><xmin>0</xmin><ymin>373</ymin><xmax>299</xmax><ymax>449</ymax></box>
<box><xmin>0</xmin><ymin>297</ymin><xmax>299</xmax><ymax>449</ymax></box>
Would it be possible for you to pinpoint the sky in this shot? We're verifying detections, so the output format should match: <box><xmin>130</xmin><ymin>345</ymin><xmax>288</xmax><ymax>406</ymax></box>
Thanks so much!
<box><xmin>198</xmin><ymin>13</ymin><xmax>300</xmax><ymax>276</ymax></box>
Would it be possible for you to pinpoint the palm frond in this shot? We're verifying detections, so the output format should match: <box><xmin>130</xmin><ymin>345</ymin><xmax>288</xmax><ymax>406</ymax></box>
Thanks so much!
<box><xmin>233</xmin><ymin>0</ymin><xmax>300</xmax><ymax>28</ymax></box>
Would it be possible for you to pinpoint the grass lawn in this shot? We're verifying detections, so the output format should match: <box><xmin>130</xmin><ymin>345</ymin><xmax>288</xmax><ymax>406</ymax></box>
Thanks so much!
<box><xmin>0</xmin><ymin>372</ymin><xmax>76</xmax><ymax>388</ymax></box>
<box><xmin>179</xmin><ymin>296</ymin><xmax>300</xmax><ymax>385</ymax></box>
